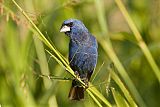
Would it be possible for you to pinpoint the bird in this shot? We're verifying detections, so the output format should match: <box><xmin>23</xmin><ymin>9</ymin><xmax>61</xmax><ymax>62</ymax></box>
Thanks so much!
<box><xmin>60</xmin><ymin>19</ymin><xmax>98</xmax><ymax>100</ymax></box>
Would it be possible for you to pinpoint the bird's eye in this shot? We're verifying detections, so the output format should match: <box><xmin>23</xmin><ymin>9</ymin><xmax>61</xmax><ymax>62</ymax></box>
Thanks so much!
<box><xmin>67</xmin><ymin>22</ymin><xmax>73</xmax><ymax>27</ymax></box>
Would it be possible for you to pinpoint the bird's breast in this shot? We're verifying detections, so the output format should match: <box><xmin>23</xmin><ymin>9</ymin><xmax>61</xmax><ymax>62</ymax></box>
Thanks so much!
<box><xmin>69</xmin><ymin>41</ymin><xmax>97</xmax><ymax>74</ymax></box>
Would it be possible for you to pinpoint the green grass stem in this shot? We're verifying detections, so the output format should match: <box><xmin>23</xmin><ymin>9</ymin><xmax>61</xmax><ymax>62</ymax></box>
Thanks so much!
<box><xmin>110</xmin><ymin>67</ymin><xmax>138</xmax><ymax>107</ymax></box>
<box><xmin>111</xmin><ymin>87</ymin><xmax>130</xmax><ymax>107</ymax></box>
<box><xmin>114</xmin><ymin>0</ymin><xmax>160</xmax><ymax>83</ymax></box>
<box><xmin>86</xmin><ymin>90</ymin><xmax>103</xmax><ymax>107</ymax></box>
<box><xmin>99</xmin><ymin>39</ymin><xmax>146</xmax><ymax>107</ymax></box>
<box><xmin>94</xmin><ymin>0</ymin><xmax>146</xmax><ymax>106</ymax></box>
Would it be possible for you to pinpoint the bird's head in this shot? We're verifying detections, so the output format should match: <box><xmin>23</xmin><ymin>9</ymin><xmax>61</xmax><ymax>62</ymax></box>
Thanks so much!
<box><xmin>60</xmin><ymin>19</ymin><xmax>88</xmax><ymax>37</ymax></box>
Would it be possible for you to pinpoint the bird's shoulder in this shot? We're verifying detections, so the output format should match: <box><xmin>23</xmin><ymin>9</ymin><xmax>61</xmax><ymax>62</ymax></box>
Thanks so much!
<box><xmin>89</xmin><ymin>34</ymin><xmax>98</xmax><ymax>48</ymax></box>
<box><xmin>69</xmin><ymin>33</ymin><xmax>98</xmax><ymax>50</ymax></box>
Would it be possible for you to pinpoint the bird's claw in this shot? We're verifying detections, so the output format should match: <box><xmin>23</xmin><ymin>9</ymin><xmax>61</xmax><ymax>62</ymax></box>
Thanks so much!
<box><xmin>81</xmin><ymin>77</ymin><xmax>89</xmax><ymax>89</ymax></box>
<box><xmin>74</xmin><ymin>71</ymin><xmax>80</xmax><ymax>79</ymax></box>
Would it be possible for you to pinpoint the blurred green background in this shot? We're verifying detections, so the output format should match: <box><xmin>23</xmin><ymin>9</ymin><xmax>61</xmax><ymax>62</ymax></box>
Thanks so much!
<box><xmin>0</xmin><ymin>0</ymin><xmax>160</xmax><ymax>107</ymax></box>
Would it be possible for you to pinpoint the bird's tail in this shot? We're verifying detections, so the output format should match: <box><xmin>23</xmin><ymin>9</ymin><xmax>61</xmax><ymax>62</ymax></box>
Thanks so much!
<box><xmin>68</xmin><ymin>80</ymin><xmax>84</xmax><ymax>100</ymax></box>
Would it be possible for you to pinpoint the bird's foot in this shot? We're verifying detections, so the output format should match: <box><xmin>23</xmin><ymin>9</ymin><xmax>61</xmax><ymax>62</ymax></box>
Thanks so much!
<box><xmin>81</xmin><ymin>78</ymin><xmax>89</xmax><ymax>89</ymax></box>
<box><xmin>74</xmin><ymin>71</ymin><xmax>80</xmax><ymax>79</ymax></box>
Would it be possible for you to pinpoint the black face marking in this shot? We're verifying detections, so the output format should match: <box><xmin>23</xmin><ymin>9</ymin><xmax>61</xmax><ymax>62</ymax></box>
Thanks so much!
<box><xmin>62</xmin><ymin>22</ymin><xmax>73</xmax><ymax>35</ymax></box>
<box><xmin>66</xmin><ymin>22</ymin><xmax>73</xmax><ymax>27</ymax></box>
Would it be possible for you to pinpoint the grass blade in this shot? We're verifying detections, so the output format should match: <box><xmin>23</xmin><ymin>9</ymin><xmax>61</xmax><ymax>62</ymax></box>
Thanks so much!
<box><xmin>111</xmin><ymin>87</ymin><xmax>130</xmax><ymax>107</ymax></box>
<box><xmin>114</xmin><ymin>0</ymin><xmax>160</xmax><ymax>83</ymax></box>
<box><xmin>110</xmin><ymin>65</ymin><xmax>138</xmax><ymax>107</ymax></box>
<box><xmin>88</xmin><ymin>86</ymin><xmax>112</xmax><ymax>107</ymax></box>
<box><xmin>99</xmin><ymin>39</ymin><xmax>146</xmax><ymax>107</ymax></box>
<box><xmin>86</xmin><ymin>90</ymin><xmax>103</xmax><ymax>107</ymax></box>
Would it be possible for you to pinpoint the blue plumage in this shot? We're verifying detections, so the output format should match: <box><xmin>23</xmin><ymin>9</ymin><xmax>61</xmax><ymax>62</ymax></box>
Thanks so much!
<box><xmin>60</xmin><ymin>19</ymin><xmax>98</xmax><ymax>100</ymax></box>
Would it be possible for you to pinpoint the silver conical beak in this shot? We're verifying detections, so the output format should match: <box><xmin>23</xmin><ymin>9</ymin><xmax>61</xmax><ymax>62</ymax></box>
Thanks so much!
<box><xmin>60</xmin><ymin>25</ymin><xmax>70</xmax><ymax>32</ymax></box>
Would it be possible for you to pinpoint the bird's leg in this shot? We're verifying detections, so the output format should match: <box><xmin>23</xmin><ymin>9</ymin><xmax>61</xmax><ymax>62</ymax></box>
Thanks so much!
<box><xmin>84</xmin><ymin>79</ymin><xmax>89</xmax><ymax>89</ymax></box>
<box><xmin>80</xmin><ymin>74</ymin><xmax>89</xmax><ymax>89</ymax></box>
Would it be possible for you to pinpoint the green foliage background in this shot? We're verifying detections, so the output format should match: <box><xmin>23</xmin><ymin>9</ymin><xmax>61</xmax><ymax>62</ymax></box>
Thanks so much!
<box><xmin>0</xmin><ymin>0</ymin><xmax>160</xmax><ymax>107</ymax></box>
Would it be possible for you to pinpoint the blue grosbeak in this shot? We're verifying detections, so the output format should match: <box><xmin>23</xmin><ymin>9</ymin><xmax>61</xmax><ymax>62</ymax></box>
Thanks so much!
<box><xmin>60</xmin><ymin>19</ymin><xmax>98</xmax><ymax>100</ymax></box>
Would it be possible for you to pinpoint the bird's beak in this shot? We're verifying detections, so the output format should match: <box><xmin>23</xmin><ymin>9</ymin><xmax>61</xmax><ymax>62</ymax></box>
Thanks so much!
<box><xmin>60</xmin><ymin>25</ymin><xmax>71</xmax><ymax>32</ymax></box>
